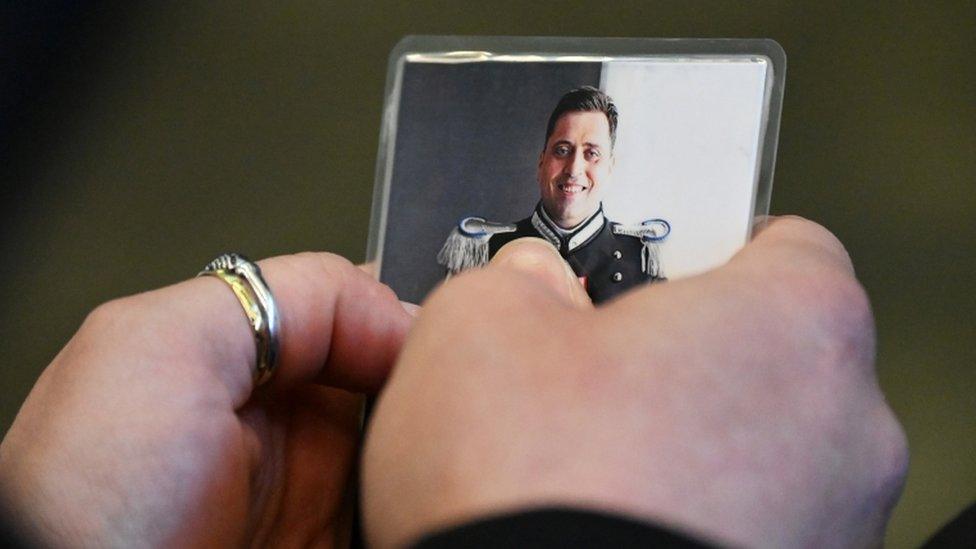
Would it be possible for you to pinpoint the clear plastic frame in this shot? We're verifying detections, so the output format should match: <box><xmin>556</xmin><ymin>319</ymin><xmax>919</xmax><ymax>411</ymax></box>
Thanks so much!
<box><xmin>368</xmin><ymin>36</ymin><xmax>786</xmax><ymax>304</ymax></box>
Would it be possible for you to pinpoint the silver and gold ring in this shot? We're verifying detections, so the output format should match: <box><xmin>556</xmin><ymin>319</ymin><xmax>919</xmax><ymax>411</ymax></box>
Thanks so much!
<box><xmin>198</xmin><ymin>253</ymin><xmax>280</xmax><ymax>386</ymax></box>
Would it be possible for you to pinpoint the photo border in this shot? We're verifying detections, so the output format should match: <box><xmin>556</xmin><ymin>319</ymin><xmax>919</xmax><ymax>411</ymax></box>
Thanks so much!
<box><xmin>367</xmin><ymin>35</ymin><xmax>786</xmax><ymax>276</ymax></box>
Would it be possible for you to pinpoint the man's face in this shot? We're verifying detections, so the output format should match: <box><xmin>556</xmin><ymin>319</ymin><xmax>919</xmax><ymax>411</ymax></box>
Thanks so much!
<box><xmin>537</xmin><ymin>110</ymin><xmax>614</xmax><ymax>229</ymax></box>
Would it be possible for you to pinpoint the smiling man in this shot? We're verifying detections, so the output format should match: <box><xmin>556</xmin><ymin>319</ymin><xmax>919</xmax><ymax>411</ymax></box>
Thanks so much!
<box><xmin>438</xmin><ymin>86</ymin><xmax>670</xmax><ymax>304</ymax></box>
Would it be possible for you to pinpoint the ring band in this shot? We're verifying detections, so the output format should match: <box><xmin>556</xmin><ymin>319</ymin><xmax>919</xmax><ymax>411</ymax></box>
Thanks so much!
<box><xmin>198</xmin><ymin>253</ymin><xmax>280</xmax><ymax>386</ymax></box>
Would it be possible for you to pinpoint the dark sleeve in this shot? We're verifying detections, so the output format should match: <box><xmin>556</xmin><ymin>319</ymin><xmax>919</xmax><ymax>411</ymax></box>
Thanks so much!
<box><xmin>411</xmin><ymin>507</ymin><xmax>717</xmax><ymax>548</ymax></box>
<box><xmin>0</xmin><ymin>504</ymin><xmax>33</xmax><ymax>549</ymax></box>
<box><xmin>922</xmin><ymin>501</ymin><xmax>976</xmax><ymax>548</ymax></box>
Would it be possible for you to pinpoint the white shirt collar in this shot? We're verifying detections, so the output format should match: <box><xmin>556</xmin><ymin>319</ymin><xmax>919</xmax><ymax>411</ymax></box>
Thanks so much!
<box><xmin>533</xmin><ymin>204</ymin><xmax>606</xmax><ymax>253</ymax></box>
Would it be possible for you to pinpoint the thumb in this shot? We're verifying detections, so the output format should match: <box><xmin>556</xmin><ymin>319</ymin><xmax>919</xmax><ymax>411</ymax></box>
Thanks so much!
<box><xmin>487</xmin><ymin>237</ymin><xmax>592</xmax><ymax>309</ymax></box>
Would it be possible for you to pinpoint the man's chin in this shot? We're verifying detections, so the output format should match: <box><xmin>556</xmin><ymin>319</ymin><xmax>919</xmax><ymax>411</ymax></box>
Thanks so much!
<box><xmin>543</xmin><ymin>198</ymin><xmax>597</xmax><ymax>227</ymax></box>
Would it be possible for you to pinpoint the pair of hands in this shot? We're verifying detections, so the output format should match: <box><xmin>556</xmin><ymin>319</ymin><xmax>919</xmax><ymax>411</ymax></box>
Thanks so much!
<box><xmin>0</xmin><ymin>217</ymin><xmax>907</xmax><ymax>547</ymax></box>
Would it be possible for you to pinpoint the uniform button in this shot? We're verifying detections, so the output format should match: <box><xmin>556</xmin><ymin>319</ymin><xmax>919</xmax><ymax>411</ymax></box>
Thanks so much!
<box><xmin>613</xmin><ymin>250</ymin><xmax>622</xmax><ymax>260</ymax></box>
<box><xmin>611</xmin><ymin>272</ymin><xmax>623</xmax><ymax>282</ymax></box>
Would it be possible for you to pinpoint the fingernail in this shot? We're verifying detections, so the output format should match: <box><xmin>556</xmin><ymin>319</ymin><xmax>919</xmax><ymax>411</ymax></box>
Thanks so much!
<box><xmin>400</xmin><ymin>301</ymin><xmax>421</xmax><ymax>317</ymax></box>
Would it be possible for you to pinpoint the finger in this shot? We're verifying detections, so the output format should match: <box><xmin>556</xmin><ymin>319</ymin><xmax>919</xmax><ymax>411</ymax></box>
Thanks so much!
<box><xmin>400</xmin><ymin>301</ymin><xmax>422</xmax><ymax>317</ymax></box>
<box><xmin>601</xmin><ymin>215</ymin><xmax>874</xmax><ymax>378</ymax></box>
<box><xmin>732</xmin><ymin>215</ymin><xmax>857</xmax><ymax>277</ymax></box>
<box><xmin>133</xmin><ymin>252</ymin><xmax>415</xmax><ymax>407</ymax></box>
<box><xmin>397</xmin><ymin>238</ymin><xmax>591</xmax><ymax>388</ymax></box>
<box><xmin>607</xmin><ymin>216</ymin><xmax>859</xmax><ymax>322</ymax></box>
<box><xmin>250</xmin><ymin>385</ymin><xmax>364</xmax><ymax>546</ymax></box>
<box><xmin>605</xmin><ymin>215</ymin><xmax>861</xmax><ymax>325</ymax></box>
<box><xmin>488</xmin><ymin>237</ymin><xmax>592</xmax><ymax>309</ymax></box>
<box><xmin>258</xmin><ymin>253</ymin><xmax>416</xmax><ymax>393</ymax></box>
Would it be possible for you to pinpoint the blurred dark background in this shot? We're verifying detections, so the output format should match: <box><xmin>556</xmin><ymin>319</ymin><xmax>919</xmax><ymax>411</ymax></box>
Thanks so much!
<box><xmin>1</xmin><ymin>2</ymin><xmax>972</xmax><ymax>546</ymax></box>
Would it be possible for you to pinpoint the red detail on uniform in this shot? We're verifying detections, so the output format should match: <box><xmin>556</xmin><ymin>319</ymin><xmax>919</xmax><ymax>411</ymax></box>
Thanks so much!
<box><xmin>578</xmin><ymin>276</ymin><xmax>588</xmax><ymax>290</ymax></box>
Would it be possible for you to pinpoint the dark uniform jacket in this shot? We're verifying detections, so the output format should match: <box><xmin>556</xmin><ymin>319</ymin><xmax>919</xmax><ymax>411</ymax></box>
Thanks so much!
<box><xmin>438</xmin><ymin>202</ymin><xmax>669</xmax><ymax>305</ymax></box>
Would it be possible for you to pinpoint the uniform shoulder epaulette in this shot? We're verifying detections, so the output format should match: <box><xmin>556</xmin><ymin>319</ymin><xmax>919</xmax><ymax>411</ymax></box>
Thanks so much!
<box><xmin>436</xmin><ymin>216</ymin><xmax>517</xmax><ymax>275</ymax></box>
<box><xmin>611</xmin><ymin>218</ymin><xmax>671</xmax><ymax>279</ymax></box>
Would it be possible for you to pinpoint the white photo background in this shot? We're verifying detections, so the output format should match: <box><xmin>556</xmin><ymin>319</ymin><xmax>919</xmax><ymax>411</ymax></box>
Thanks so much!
<box><xmin>601</xmin><ymin>58</ymin><xmax>770</xmax><ymax>279</ymax></box>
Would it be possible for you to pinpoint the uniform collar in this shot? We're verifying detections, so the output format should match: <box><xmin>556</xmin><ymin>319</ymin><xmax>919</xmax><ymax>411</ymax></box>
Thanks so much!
<box><xmin>532</xmin><ymin>203</ymin><xmax>606</xmax><ymax>253</ymax></box>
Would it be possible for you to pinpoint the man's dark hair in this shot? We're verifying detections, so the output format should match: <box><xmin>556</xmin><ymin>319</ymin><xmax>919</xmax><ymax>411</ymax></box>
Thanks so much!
<box><xmin>543</xmin><ymin>86</ymin><xmax>619</xmax><ymax>150</ymax></box>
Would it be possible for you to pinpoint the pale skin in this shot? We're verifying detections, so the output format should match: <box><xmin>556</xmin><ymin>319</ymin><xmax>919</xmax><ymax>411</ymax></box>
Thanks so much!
<box><xmin>365</xmin><ymin>217</ymin><xmax>908</xmax><ymax>547</ymax></box>
<box><xmin>0</xmin><ymin>255</ymin><xmax>415</xmax><ymax>547</ymax></box>
<box><xmin>0</xmin><ymin>217</ymin><xmax>907</xmax><ymax>547</ymax></box>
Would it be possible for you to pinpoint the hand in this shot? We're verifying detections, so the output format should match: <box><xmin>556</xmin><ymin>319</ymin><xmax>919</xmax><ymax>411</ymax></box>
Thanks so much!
<box><xmin>0</xmin><ymin>254</ymin><xmax>414</xmax><ymax>546</ymax></box>
<box><xmin>363</xmin><ymin>217</ymin><xmax>909</xmax><ymax>548</ymax></box>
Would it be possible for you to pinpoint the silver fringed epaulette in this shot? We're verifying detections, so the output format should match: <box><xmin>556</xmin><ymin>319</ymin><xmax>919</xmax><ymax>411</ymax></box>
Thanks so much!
<box><xmin>612</xmin><ymin>218</ymin><xmax>671</xmax><ymax>279</ymax></box>
<box><xmin>436</xmin><ymin>217</ymin><xmax>517</xmax><ymax>275</ymax></box>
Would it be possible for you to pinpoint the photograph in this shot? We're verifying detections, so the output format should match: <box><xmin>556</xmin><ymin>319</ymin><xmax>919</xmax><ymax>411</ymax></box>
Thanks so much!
<box><xmin>375</xmin><ymin>50</ymin><xmax>777</xmax><ymax>304</ymax></box>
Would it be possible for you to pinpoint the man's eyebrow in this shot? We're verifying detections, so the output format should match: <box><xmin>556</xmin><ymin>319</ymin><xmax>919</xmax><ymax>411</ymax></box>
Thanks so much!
<box><xmin>548</xmin><ymin>140</ymin><xmax>606</xmax><ymax>149</ymax></box>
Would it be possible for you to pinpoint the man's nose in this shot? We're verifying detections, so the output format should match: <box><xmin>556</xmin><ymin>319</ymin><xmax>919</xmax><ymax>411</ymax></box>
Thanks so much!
<box><xmin>564</xmin><ymin>150</ymin><xmax>586</xmax><ymax>177</ymax></box>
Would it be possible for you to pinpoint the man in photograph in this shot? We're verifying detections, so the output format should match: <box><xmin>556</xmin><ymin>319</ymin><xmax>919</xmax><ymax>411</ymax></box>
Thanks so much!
<box><xmin>438</xmin><ymin>86</ymin><xmax>670</xmax><ymax>304</ymax></box>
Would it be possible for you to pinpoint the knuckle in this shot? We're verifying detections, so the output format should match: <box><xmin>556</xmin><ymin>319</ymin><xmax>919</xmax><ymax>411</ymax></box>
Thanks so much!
<box><xmin>81</xmin><ymin>296</ymin><xmax>137</xmax><ymax>336</ymax></box>
<box><xmin>778</xmin><ymin>266</ymin><xmax>876</xmax><ymax>370</ymax></box>
<box><xmin>312</xmin><ymin>251</ymin><xmax>355</xmax><ymax>271</ymax></box>
<box><xmin>293</xmin><ymin>251</ymin><xmax>356</xmax><ymax>278</ymax></box>
<box><xmin>771</xmin><ymin>213</ymin><xmax>818</xmax><ymax>230</ymax></box>
<box><xmin>817</xmin><ymin>270</ymin><xmax>873</xmax><ymax>337</ymax></box>
<box><xmin>70</xmin><ymin>297</ymin><xmax>154</xmax><ymax>371</ymax></box>
<box><xmin>312</xmin><ymin>252</ymin><xmax>357</xmax><ymax>287</ymax></box>
<box><xmin>266</xmin><ymin>251</ymin><xmax>361</xmax><ymax>293</ymax></box>
<box><xmin>870</xmin><ymin>406</ymin><xmax>911</xmax><ymax>511</ymax></box>
<box><xmin>764</xmin><ymin>216</ymin><xmax>856</xmax><ymax>274</ymax></box>
<box><xmin>770</xmin><ymin>215</ymin><xmax>838</xmax><ymax>247</ymax></box>
<box><xmin>360</xmin><ymin>270</ymin><xmax>400</xmax><ymax>305</ymax></box>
